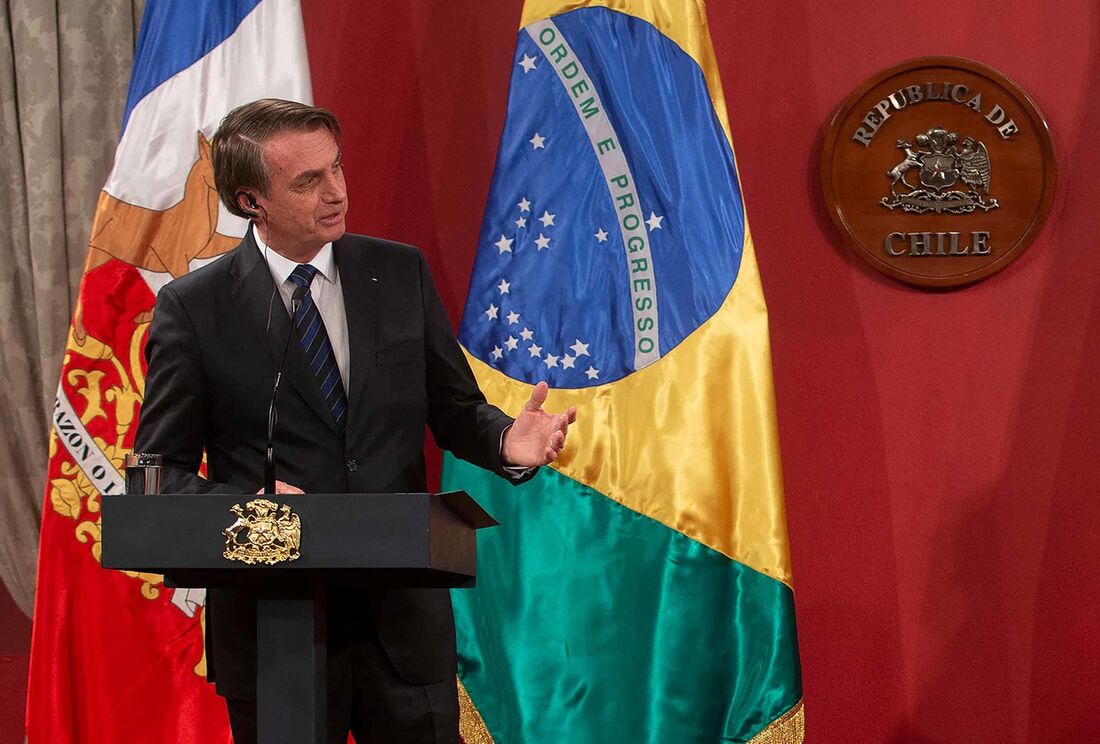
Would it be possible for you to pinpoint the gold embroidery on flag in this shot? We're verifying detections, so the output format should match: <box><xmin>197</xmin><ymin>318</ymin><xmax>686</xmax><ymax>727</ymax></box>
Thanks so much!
<box><xmin>50</xmin><ymin>324</ymin><xmax>147</xmax><ymax>566</ymax></box>
<box><xmin>51</xmin><ymin>309</ymin><xmax>211</xmax><ymax>674</ymax></box>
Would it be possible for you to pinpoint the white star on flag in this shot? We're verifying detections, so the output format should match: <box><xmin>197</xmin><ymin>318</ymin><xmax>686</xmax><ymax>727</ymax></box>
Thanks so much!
<box><xmin>506</xmin><ymin>310</ymin><xmax>520</xmax><ymax>325</ymax></box>
<box><xmin>491</xmin><ymin>346</ymin><xmax>503</xmax><ymax>360</ymax></box>
<box><xmin>529</xmin><ymin>133</ymin><xmax>545</xmax><ymax>149</ymax></box>
<box><xmin>520</xmin><ymin>327</ymin><xmax>534</xmax><ymax>341</ymax></box>
<box><xmin>494</xmin><ymin>234</ymin><xmax>513</xmax><ymax>254</ymax></box>
<box><xmin>518</xmin><ymin>197</ymin><xmax>531</xmax><ymax>212</ymax></box>
<box><xmin>561</xmin><ymin>354</ymin><xmax>576</xmax><ymax>369</ymax></box>
<box><xmin>515</xmin><ymin>216</ymin><xmax>527</xmax><ymax>228</ymax></box>
<box><xmin>504</xmin><ymin>335</ymin><xmax>518</xmax><ymax>351</ymax></box>
<box><xmin>534</xmin><ymin>233</ymin><xmax>551</xmax><ymax>250</ymax></box>
<box><xmin>646</xmin><ymin>212</ymin><xmax>664</xmax><ymax>231</ymax></box>
<box><xmin>544</xmin><ymin>354</ymin><xmax>559</xmax><ymax>368</ymax></box>
<box><xmin>585</xmin><ymin>367</ymin><xmax>600</xmax><ymax>380</ymax></box>
<box><xmin>594</xmin><ymin>228</ymin><xmax>608</xmax><ymax>243</ymax></box>
<box><xmin>518</xmin><ymin>54</ymin><xmax>537</xmax><ymax>73</ymax></box>
<box><xmin>570</xmin><ymin>339</ymin><xmax>590</xmax><ymax>356</ymax></box>
<box><xmin>528</xmin><ymin>343</ymin><xmax>543</xmax><ymax>358</ymax></box>
<box><xmin>538</xmin><ymin>210</ymin><xmax>556</xmax><ymax>227</ymax></box>
<box><xmin>484</xmin><ymin>303</ymin><xmax>498</xmax><ymax>320</ymax></box>
<box><xmin>497</xmin><ymin>278</ymin><xmax>511</xmax><ymax>294</ymax></box>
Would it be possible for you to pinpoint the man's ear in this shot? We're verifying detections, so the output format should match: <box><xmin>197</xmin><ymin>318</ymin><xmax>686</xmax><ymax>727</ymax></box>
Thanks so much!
<box><xmin>236</xmin><ymin>191</ymin><xmax>259</xmax><ymax>217</ymax></box>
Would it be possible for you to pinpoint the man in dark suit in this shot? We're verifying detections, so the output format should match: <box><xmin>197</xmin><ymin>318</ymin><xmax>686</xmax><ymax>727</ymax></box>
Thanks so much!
<box><xmin>133</xmin><ymin>99</ymin><xmax>575</xmax><ymax>743</ymax></box>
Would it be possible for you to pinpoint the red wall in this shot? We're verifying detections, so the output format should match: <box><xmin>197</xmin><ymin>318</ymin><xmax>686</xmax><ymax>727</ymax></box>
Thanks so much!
<box><xmin>304</xmin><ymin>2</ymin><xmax>1100</xmax><ymax>741</ymax></box>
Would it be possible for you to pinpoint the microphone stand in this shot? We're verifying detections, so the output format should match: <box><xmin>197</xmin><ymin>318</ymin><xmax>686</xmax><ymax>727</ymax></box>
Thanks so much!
<box><xmin>265</xmin><ymin>286</ymin><xmax>306</xmax><ymax>494</ymax></box>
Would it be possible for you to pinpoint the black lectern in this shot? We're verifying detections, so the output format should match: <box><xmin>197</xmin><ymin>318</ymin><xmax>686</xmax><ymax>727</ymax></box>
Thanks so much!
<box><xmin>101</xmin><ymin>491</ymin><xmax>497</xmax><ymax>744</ymax></box>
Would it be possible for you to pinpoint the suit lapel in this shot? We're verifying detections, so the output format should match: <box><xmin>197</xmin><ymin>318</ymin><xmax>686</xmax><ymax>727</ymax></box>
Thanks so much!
<box><xmin>334</xmin><ymin>236</ymin><xmax>379</xmax><ymax>428</ymax></box>
<box><xmin>231</xmin><ymin>231</ymin><xmax>341</xmax><ymax>435</ymax></box>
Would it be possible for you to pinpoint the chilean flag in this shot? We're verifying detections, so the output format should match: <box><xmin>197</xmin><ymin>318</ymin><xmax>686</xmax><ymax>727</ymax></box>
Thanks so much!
<box><xmin>27</xmin><ymin>2</ymin><xmax>309</xmax><ymax>741</ymax></box>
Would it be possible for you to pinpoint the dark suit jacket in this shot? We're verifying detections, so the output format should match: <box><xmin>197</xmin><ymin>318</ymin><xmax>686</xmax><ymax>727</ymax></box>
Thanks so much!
<box><xmin>134</xmin><ymin>230</ymin><xmax>521</xmax><ymax>700</ymax></box>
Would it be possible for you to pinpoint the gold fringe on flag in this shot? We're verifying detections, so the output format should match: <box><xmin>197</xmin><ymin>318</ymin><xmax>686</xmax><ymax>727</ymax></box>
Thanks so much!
<box><xmin>458</xmin><ymin>678</ymin><xmax>495</xmax><ymax>744</ymax></box>
<box><xmin>749</xmin><ymin>700</ymin><xmax>805</xmax><ymax>744</ymax></box>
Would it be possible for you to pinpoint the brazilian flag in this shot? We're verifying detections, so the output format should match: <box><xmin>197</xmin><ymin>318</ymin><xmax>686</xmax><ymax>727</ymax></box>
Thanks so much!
<box><xmin>445</xmin><ymin>2</ymin><xmax>803</xmax><ymax>741</ymax></box>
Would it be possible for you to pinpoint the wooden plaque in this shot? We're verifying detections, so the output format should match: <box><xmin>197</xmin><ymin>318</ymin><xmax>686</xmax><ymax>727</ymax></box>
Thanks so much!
<box><xmin>821</xmin><ymin>57</ymin><xmax>1056</xmax><ymax>288</ymax></box>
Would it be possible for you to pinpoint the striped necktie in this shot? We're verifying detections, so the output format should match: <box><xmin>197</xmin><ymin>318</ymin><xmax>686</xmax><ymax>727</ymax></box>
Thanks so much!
<box><xmin>288</xmin><ymin>264</ymin><xmax>347</xmax><ymax>426</ymax></box>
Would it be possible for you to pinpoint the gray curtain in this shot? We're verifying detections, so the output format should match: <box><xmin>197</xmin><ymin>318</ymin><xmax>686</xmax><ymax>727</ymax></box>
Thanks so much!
<box><xmin>0</xmin><ymin>0</ymin><xmax>144</xmax><ymax>616</ymax></box>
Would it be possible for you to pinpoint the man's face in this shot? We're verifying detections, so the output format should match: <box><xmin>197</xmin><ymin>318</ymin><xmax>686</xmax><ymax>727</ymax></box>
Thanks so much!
<box><xmin>254</xmin><ymin>126</ymin><xmax>347</xmax><ymax>260</ymax></box>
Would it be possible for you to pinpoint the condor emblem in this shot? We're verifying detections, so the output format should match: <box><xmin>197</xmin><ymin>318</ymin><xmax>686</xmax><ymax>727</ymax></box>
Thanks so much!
<box><xmin>224</xmin><ymin>498</ymin><xmax>302</xmax><ymax>565</ymax></box>
<box><xmin>822</xmin><ymin>57</ymin><xmax>1055</xmax><ymax>287</ymax></box>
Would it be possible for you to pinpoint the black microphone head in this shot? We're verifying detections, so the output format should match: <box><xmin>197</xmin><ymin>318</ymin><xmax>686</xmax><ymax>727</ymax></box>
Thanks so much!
<box><xmin>291</xmin><ymin>285</ymin><xmax>307</xmax><ymax>312</ymax></box>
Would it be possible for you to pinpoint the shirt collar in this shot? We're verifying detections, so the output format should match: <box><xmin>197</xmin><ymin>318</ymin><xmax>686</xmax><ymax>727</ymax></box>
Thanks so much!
<box><xmin>253</xmin><ymin>223</ymin><xmax>337</xmax><ymax>285</ymax></box>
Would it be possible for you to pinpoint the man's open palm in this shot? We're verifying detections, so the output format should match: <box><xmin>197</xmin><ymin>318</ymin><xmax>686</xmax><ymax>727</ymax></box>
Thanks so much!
<box><xmin>502</xmin><ymin>381</ymin><xmax>577</xmax><ymax>467</ymax></box>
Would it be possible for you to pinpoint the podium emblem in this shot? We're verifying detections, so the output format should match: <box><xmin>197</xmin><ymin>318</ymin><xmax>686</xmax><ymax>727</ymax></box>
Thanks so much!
<box><xmin>224</xmin><ymin>498</ymin><xmax>302</xmax><ymax>565</ymax></box>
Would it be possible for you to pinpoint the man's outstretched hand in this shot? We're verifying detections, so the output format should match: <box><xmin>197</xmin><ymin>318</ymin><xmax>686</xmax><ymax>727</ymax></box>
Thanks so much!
<box><xmin>501</xmin><ymin>381</ymin><xmax>577</xmax><ymax>468</ymax></box>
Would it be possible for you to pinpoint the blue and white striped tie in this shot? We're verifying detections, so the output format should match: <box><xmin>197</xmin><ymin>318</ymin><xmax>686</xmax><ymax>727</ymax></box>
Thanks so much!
<box><xmin>288</xmin><ymin>264</ymin><xmax>347</xmax><ymax>426</ymax></box>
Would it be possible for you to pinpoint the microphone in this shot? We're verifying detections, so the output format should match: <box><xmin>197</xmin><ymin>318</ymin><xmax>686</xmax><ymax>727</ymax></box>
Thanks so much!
<box><xmin>264</xmin><ymin>285</ymin><xmax>307</xmax><ymax>494</ymax></box>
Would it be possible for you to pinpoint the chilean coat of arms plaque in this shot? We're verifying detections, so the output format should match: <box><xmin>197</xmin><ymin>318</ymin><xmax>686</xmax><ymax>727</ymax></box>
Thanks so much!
<box><xmin>822</xmin><ymin>57</ymin><xmax>1055</xmax><ymax>287</ymax></box>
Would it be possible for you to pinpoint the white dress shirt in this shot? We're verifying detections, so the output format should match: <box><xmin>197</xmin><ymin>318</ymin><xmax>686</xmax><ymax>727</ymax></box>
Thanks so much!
<box><xmin>254</xmin><ymin>224</ymin><xmax>351</xmax><ymax>391</ymax></box>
